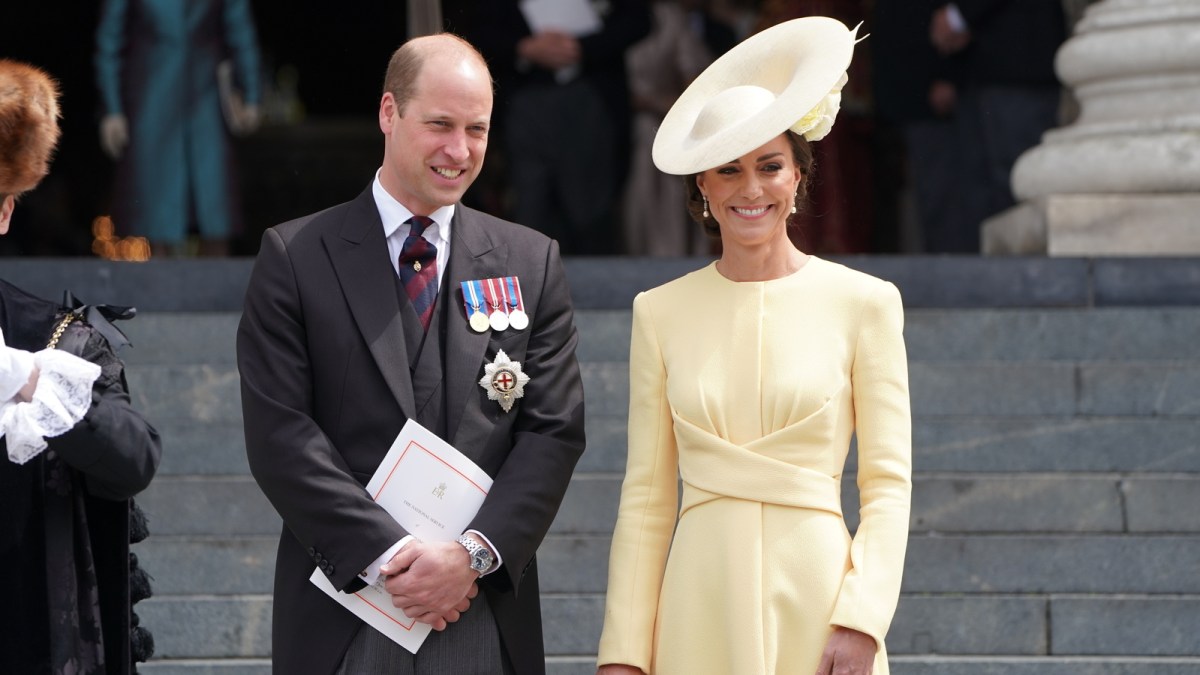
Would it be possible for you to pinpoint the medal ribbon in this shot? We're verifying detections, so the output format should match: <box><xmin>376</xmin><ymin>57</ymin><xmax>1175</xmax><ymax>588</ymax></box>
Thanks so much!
<box><xmin>483</xmin><ymin>278</ymin><xmax>506</xmax><ymax>316</ymax></box>
<box><xmin>460</xmin><ymin>279</ymin><xmax>485</xmax><ymax>318</ymax></box>
<box><xmin>505</xmin><ymin>276</ymin><xmax>524</xmax><ymax>313</ymax></box>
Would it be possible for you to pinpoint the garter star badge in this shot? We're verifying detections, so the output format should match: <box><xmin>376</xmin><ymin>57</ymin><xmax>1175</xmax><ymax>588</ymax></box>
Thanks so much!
<box><xmin>479</xmin><ymin>350</ymin><xmax>530</xmax><ymax>413</ymax></box>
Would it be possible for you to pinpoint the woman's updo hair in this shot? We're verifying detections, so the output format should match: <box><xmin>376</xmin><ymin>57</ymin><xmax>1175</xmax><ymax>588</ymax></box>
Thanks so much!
<box><xmin>683</xmin><ymin>131</ymin><xmax>813</xmax><ymax>239</ymax></box>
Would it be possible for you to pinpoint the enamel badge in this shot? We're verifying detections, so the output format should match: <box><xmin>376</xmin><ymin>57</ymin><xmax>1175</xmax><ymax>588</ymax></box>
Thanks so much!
<box><xmin>479</xmin><ymin>350</ymin><xmax>530</xmax><ymax>413</ymax></box>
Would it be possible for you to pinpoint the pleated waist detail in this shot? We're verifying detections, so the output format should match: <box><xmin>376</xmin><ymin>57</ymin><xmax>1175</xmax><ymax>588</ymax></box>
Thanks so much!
<box><xmin>672</xmin><ymin>413</ymin><xmax>843</xmax><ymax>519</ymax></box>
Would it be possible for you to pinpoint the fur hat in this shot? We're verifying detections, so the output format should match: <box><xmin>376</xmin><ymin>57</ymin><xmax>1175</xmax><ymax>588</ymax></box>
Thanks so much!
<box><xmin>0</xmin><ymin>59</ymin><xmax>61</xmax><ymax>197</ymax></box>
<box><xmin>652</xmin><ymin>17</ymin><xmax>858</xmax><ymax>176</ymax></box>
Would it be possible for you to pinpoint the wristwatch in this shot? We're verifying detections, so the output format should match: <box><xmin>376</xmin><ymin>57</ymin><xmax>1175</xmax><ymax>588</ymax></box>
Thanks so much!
<box><xmin>457</xmin><ymin>534</ymin><xmax>494</xmax><ymax>575</ymax></box>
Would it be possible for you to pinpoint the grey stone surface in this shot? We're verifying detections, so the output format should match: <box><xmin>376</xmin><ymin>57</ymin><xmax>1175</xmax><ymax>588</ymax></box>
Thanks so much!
<box><xmin>550</xmin><ymin>477</ymin><xmax>621</xmax><ymax>535</ymax></box>
<box><xmin>902</xmin><ymin>535</ymin><xmax>1200</xmax><ymax>594</ymax></box>
<box><xmin>2</xmin><ymin>259</ymin><xmax>254</xmax><ymax>312</ymax></box>
<box><xmin>546</xmin><ymin>658</ymin><xmax>597</xmax><ymax>675</ymax></box>
<box><xmin>139</xmin><ymin>596</ymin><xmax>272</xmax><ymax>659</ymax></box>
<box><xmin>909</xmin><ymin>363</ymin><xmax>1078</xmax><ymax>416</ymax></box>
<box><xmin>890</xmin><ymin>656</ymin><xmax>1200</xmax><ymax>675</ymax></box>
<box><xmin>156</xmin><ymin>422</ymin><xmax>250</xmax><ymax>476</ymax></box>
<box><xmin>7</xmin><ymin>257</ymin><xmax>1200</xmax><ymax>311</ymax></box>
<box><xmin>541</xmin><ymin>595</ymin><xmax>605</xmax><ymax>656</ymax></box>
<box><xmin>910</xmin><ymin>475</ymin><xmax>1124</xmax><ymax>533</ymax></box>
<box><xmin>579</xmin><ymin>363</ymin><xmax>629</xmax><ymax>417</ymax></box>
<box><xmin>141</xmin><ymin>660</ymin><xmax>270</xmax><ymax>675</ymax></box>
<box><xmin>121</xmin><ymin>313</ymin><xmax>241</xmax><ymax>366</ymax></box>
<box><xmin>139</xmin><ymin>477</ymin><xmax>280</xmax><ymax>536</ymax></box>
<box><xmin>913</xmin><ymin>417</ymin><xmax>1200</xmax><ymax>472</ymax></box>
<box><xmin>574</xmin><ymin>311</ymin><xmax>633</xmax><ymax>363</ymax></box>
<box><xmin>1052</xmin><ymin>597</ymin><xmax>1200</xmax><ymax>656</ymax></box>
<box><xmin>577</xmin><ymin>414</ymin><xmax>627</xmax><ymax>473</ymax></box>
<box><xmin>127</xmin><ymin>364</ymin><xmax>242</xmax><ymax>424</ymax></box>
<box><xmin>538</xmin><ymin>536</ymin><xmax>612</xmax><ymax>594</ymax></box>
<box><xmin>888</xmin><ymin>595</ymin><xmax>1046</xmax><ymax>654</ymax></box>
<box><xmin>1079</xmin><ymin>364</ymin><xmax>1200</xmax><ymax>416</ymax></box>
<box><xmin>138</xmin><ymin>537</ymin><xmax>277</xmax><ymax>595</ymax></box>
<box><xmin>904</xmin><ymin>309</ymin><xmax>1200</xmax><ymax>362</ymax></box>
<box><xmin>1094</xmin><ymin>259</ymin><xmax>1200</xmax><ymax>307</ymax></box>
<box><xmin>1124</xmin><ymin>477</ymin><xmax>1200</xmax><ymax>532</ymax></box>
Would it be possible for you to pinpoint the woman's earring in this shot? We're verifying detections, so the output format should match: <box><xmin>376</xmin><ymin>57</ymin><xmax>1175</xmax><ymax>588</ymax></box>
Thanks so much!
<box><xmin>791</xmin><ymin>194</ymin><xmax>798</xmax><ymax>215</ymax></box>
<box><xmin>702</xmin><ymin>196</ymin><xmax>710</xmax><ymax>219</ymax></box>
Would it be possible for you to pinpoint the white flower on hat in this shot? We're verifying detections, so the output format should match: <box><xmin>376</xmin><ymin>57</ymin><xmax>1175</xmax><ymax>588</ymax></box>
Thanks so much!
<box><xmin>791</xmin><ymin>73</ymin><xmax>848</xmax><ymax>142</ymax></box>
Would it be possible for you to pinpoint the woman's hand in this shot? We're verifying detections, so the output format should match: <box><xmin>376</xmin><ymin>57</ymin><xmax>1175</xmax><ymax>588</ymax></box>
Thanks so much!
<box><xmin>815</xmin><ymin>626</ymin><xmax>877</xmax><ymax>675</ymax></box>
<box><xmin>597</xmin><ymin>664</ymin><xmax>646</xmax><ymax>675</ymax></box>
<box><xmin>17</xmin><ymin>364</ymin><xmax>39</xmax><ymax>402</ymax></box>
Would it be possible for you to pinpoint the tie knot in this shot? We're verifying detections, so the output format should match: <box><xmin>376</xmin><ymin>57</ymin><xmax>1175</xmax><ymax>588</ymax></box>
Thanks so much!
<box><xmin>407</xmin><ymin>215</ymin><xmax>434</xmax><ymax>237</ymax></box>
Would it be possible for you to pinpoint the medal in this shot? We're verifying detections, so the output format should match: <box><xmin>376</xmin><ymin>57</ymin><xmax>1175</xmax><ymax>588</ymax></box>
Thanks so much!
<box><xmin>505</xmin><ymin>276</ymin><xmax>529</xmax><ymax>330</ymax></box>
<box><xmin>469</xmin><ymin>311</ymin><xmax>490</xmax><ymax>333</ymax></box>
<box><xmin>478</xmin><ymin>349</ymin><xmax>530</xmax><ymax>413</ymax></box>
<box><xmin>460</xmin><ymin>280</ymin><xmax>490</xmax><ymax>333</ymax></box>
<box><xmin>485</xmin><ymin>278</ymin><xmax>509</xmax><ymax>331</ymax></box>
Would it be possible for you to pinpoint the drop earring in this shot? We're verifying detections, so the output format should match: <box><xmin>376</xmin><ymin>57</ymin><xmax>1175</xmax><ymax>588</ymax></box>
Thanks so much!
<box><xmin>702</xmin><ymin>195</ymin><xmax>710</xmax><ymax>219</ymax></box>
<box><xmin>791</xmin><ymin>194</ymin><xmax>798</xmax><ymax>215</ymax></box>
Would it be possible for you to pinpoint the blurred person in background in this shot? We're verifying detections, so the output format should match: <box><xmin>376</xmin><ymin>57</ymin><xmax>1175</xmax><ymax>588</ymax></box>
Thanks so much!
<box><xmin>929</xmin><ymin>0</ymin><xmax>1067</xmax><ymax>251</ymax></box>
<box><xmin>622</xmin><ymin>0</ymin><xmax>718</xmax><ymax>256</ymax></box>
<box><xmin>95</xmin><ymin>0</ymin><xmax>262</xmax><ymax>257</ymax></box>
<box><xmin>452</xmin><ymin>0</ymin><xmax>651</xmax><ymax>255</ymax></box>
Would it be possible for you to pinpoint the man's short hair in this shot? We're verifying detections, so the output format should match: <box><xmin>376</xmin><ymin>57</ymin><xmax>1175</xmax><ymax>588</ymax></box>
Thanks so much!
<box><xmin>382</xmin><ymin>33</ymin><xmax>492</xmax><ymax>116</ymax></box>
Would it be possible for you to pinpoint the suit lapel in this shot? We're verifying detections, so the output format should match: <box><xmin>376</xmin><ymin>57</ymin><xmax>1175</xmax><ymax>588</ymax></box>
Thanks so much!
<box><xmin>324</xmin><ymin>188</ymin><xmax>417</xmax><ymax>419</ymax></box>
<box><xmin>444</xmin><ymin>207</ymin><xmax>507</xmax><ymax>445</ymax></box>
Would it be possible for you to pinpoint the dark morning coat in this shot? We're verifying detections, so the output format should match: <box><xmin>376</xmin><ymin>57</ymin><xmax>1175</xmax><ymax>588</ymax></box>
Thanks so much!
<box><xmin>236</xmin><ymin>187</ymin><xmax>586</xmax><ymax>675</ymax></box>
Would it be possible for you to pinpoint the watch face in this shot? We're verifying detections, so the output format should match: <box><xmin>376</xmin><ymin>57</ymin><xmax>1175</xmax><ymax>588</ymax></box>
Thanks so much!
<box><xmin>471</xmin><ymin>548</ymin><xmax>493</xmax><ymax>571</ymax></box>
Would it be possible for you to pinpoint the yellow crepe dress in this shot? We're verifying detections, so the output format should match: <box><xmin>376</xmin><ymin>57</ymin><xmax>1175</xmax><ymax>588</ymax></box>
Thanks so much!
<box><xmin>598</xmin><ymin>258</ymin><xmax>912</xmax><ymax>674</ymax></box>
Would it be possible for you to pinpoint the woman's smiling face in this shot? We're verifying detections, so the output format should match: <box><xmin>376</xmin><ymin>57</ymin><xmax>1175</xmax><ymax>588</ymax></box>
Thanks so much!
<box><xmin>695</xmin><ymin>133</ymin><xmax>804</xmax><ymax>248</ymax></box>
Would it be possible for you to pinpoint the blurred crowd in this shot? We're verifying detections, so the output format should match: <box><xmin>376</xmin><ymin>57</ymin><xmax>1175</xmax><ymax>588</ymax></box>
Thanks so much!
<box><xmin>1</xmin><ymin>0</ymin><xmax>1086</xmax><ymax>259</ymax></box>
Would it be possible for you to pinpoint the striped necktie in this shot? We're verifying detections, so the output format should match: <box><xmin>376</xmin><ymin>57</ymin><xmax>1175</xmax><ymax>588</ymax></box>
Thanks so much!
<box><xmin>398</xmin><ymin>215</ymin><xmax>438</xmax><ymax>330</ymax></box>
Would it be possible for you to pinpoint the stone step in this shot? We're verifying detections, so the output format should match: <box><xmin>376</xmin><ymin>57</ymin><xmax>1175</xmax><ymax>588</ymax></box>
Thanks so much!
<box><xmin>140</xmin><ymin>660</ymin><xmax>269</xmax><ymax>675</ymax></box>
<box><xmin>137</xmin><ymin>533</ymin><xmax>1200</xmax><ymax>597</ymax></box>
<box><xmin>888</xmin><ymin>657</ymin><xmax>1200</xmax><ymax>675</ymax></box>
<box><xmin>147</xmin><ymin>412</ymin><xmax>1200</xmax><ymax>477</ymax></box>
<box><xmin>116</xmin><ymin>308</ymin><xmax>1200</xmax><ymax>367</ymax></box>
<box><xmin>136</xmin><ymin>473</ymin><xmax>1200</xmax><ymax>538</ymax></box>
<box><xmin>135</xmin><ymin>592</ymin><xmax>1200</xmax><ymax>660</ymax></box>
<box><xmin>123</xmin><ymin>357</ymin><xmax>1200</xmax><ymax>437</ymax></box>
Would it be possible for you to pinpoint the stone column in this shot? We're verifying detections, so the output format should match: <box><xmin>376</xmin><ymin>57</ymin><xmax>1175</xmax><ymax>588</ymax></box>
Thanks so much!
<box><xmin>982</xmin><ymin>0</ymin><xmax>1200</xmax><ymax>255</ymax></box>
<box><xmin>407</xmin><ymin>0</ymin><xmax>443</xmax><ymax>39</ymax></box>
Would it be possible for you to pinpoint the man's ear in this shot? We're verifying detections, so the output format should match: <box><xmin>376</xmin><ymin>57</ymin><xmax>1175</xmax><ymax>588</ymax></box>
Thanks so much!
<box><xmin>379</xmin><ymin>92</ymin><xmax>397</xmax><ymax>135</ymax></box>
<box><xmin>0</xmin><ymin>194</ymin><xmax>15</xmax><ymax>235</ymax></box>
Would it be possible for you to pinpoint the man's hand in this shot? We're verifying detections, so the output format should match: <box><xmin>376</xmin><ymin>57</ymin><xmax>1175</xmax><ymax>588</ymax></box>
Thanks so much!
<box><xmin>381</xmin><ymin>540</ymin><xmax>480</xmax><ymax>631</ymax></box>
<box><xmin>517</xmin><ymin>31</ymin><xmax>582</xmax><ymax>70</ymax></box>
<box><xmin>928</xmin><ymin>80</ymin><xmax>957</xmax><ymax>117</ymax></box>
<box><xmin>930</xmin><ymin>5</ymin><xmax>971</xmax><ymax>55</ymax></box>
<box><xmin>815</xmin><ymin>626</ymin><xmax>877</xmax><ymax>675</ymax></box>
<box><xmin>99</xmin><ymin>113</ymin><xmax>129</xmax><ymax>160</ymax></box>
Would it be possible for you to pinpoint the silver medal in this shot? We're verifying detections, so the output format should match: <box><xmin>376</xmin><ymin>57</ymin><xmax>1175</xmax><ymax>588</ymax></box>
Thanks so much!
<box><xmin>508</xmin><ymin>308</ymin><xmax>529</xmax><ymax>330</ymax></box>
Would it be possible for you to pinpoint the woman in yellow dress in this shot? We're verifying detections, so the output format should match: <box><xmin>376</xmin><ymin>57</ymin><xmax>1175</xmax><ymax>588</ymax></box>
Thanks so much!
<box><xmin>597</xmin><ymin>17</ymin><xmax>911</xmax><ymax>675</ymax></box>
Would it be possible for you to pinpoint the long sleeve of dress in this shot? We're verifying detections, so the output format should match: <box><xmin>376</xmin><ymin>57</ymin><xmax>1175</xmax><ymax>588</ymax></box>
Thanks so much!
<box><xmin>828</xmin><ymin>281</ymin><xmax>913</xmax><ymax>649</ymax></box>
<box><xmin>597</xmin><ymin>292</ymin><xmax>679</xmax><ymax>671</ymax></box>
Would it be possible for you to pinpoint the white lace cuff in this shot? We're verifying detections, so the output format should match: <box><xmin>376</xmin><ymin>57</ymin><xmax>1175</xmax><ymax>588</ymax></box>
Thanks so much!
<box><xmin>1</xmin><ymin>348</ymin><xmax>102</xmax><ymax>465</ymax></box>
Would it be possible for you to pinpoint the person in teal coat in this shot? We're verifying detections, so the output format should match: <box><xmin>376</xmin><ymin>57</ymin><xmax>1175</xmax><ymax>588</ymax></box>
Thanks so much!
<box><xmin>95</xmin><ymin>0</ymin><xmax>262</xmax><ymax>257</ymax></box>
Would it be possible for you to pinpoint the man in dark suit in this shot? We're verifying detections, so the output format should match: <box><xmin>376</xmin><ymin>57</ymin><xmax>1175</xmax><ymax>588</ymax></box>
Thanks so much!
<box><xmin>237</xmin><ymin>34</ymin><xmax>586</xmax><ymax>675</ymax></box>
<box><xmin>929</xmin><ymin>0</ymin><xmax>1067</xmax><ymax>251</ymax></box>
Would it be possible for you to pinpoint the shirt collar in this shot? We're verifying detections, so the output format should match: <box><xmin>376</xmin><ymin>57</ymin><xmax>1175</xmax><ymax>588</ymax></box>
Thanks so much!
<box><xmin>372</xmin><ymin>170</ymin><xmax>455</xmax><ymax>246</ymax></box>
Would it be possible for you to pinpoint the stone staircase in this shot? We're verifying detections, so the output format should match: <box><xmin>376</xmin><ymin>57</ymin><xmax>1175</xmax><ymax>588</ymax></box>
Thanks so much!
<box><xmin>6</xmin><ymin>258</ymin><xmax>1197</xmax><ymax>674</ymax></box>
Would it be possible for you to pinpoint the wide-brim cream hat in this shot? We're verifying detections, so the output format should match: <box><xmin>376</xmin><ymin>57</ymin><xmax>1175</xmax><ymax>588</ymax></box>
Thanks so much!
<box><xmin>652</xmin><ymin>16</ymin><xmax>858</xmax><ymax>176</ymax></box>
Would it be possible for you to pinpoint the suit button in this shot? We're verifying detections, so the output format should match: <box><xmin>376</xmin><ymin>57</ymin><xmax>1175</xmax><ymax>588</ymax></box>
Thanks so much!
<box><xmin>327</xmin><ymin>564</ymin><xmax>335</xmax><ymax>575</ymax></box>
<box><xmin>319</xmin><ymin>560</ymin><xmax>328</xmax><ymax>570</ymax></box>
<box><xmin>307</xmin><ymin>547</ymin><xmax>315</xmax><ymax>556</ymax></box>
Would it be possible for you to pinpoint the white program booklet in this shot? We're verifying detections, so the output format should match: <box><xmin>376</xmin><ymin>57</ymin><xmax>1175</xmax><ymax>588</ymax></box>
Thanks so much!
<box><xmin>309</xmin><ymin>419</ymin><xmax>493</xmax><ymax>653</ymax></box>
